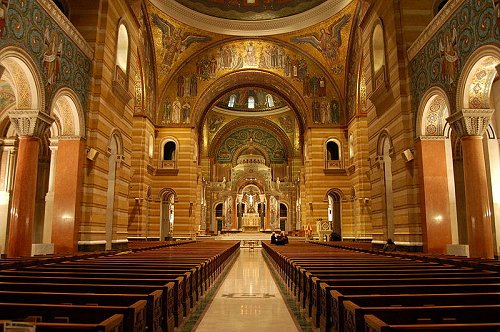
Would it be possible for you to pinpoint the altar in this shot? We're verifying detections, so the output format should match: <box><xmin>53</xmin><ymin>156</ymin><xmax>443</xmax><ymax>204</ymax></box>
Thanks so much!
<box><xmin>242</xmin><ymin>213</ymin><xmax>260</xmax><ymax>232</ymax></box>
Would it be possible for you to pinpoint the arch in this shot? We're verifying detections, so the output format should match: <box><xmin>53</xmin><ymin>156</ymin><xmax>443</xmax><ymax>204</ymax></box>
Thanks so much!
<box><xmin>159</xmin><ymin>187</ymin><xmax>178</xmax><ymax>202</ymax></box>
<box><xmin>348</xmin><ymin>132</ymin><xmax>354</xmax><ymax>160</ymax></box>
<box><xmin>50</xmin><ymin>87</ymin><xmax>85</xmax><ymax>137</ymax></box>
<box><xmin>148</xmin><ymin>132</ymin><xmax>154</xmax><ymax>158</ymax></box>
<box><xmin>375</xmin><ymin>130</ymin><xmax>396</xmax><ymax>240</ymax></box>
<box><xmin>116</xmin><ymin>21</ymin><xmax>130</xmax><ymax>73</ymax></box>
<box><xmin>193</xmin><ymin>70</ymin><xmax>309</xmax><ymax>131</ymax></box>
<box><xmin>0</xmin><ymin>46</ymin><xmax>45</xmax><ymax>112</ymax></box>
<box><xmin>376</xmin><ymin>129</ymin><xmax>394</xmax><ymax>157</ymax></box>
<box><xmin>456</xmin><ymin>45</ymin><xmax>500</xmax><ymax>110</ymax></box>
<box><xmin>324</xmin><ymin>137</ymin><xmax>343</xmax><ymax>166</ymax></box>
<box><xmin>104</xmin><ymin>130</ymin><xmax>123</xmax><ymax>250</ymax></box>
<box><xmin>324</xmin><ymin>188</ymin><xmax>345</xmax><ymax>202</ymax></box>
<box><xmin>325</xmin><ymin>188</ymin><xmax>343</xmax><ymax>237</ymax></box>
<box><xmin>159</xmin><ymin>188</ymin><xmax>176</xmax><ymax>240</ymax></box>
<box><xmin>159</xmin><ymin>137</ymin><xmax>179</xmax><ymax>168</ymax></box>
<box><xmin>109</xmin><ymin>129</ymin><xmax>124</xmax><ymax>156</ymax></box>
<box><xmin>208</xmin><ymin>117</ymin><xmax>293</xmax><ymax>164</ymax></box>
<box><xmin>416</xmin><ymin>86</ymin><xmax>451</xmax><ymax>138</ymax></box>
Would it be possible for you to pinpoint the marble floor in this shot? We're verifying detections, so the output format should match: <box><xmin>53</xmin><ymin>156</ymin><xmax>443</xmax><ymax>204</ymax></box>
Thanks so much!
<box><xmin>194</xmin><ymin>248</ymin><xmax>300</xmax><ymax>332</ymax></box>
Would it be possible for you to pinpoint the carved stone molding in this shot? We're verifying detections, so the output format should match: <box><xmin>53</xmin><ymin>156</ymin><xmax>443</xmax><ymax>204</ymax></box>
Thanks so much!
<box><xmin>152</xmin><ymin>0</ymin><xmax>351</xmax><ymax>36</ymax></box>
<box><xmin>447</xmin><ymin>109</ymin><xmax>494</xmax><ymax>138</ymax></box>
<box><xmin>8</xmin><ymin>110</ymin><xmax>55</xmax><ymax>138</ymax></box>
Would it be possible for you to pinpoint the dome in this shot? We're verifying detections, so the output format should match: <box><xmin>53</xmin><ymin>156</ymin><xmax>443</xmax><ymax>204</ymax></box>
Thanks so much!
<box><xmin>172</xmin><ymin>0</ymin><xmax>325</xmax><ymax>21</ymax></box>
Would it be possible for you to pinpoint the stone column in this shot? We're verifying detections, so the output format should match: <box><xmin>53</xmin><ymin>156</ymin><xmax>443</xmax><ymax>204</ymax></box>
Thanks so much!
<box><xmin>7</xmin><ymin>110</ymin><xmax>54</xmax><ymax>257</ymax></box>
<box><xmin>52</xmin><ymin>137</ymin><xmax>85</xmax><ymax>254</ymax></box>
<box><xmin>416</xmin><ymin>137</ymin><xmax>452</xmax><ymax>254</ymax></box>
<box><xmin>447</xmin><ymin>109</ymin><xmax>494</xmax><ymax>258</ymax></box>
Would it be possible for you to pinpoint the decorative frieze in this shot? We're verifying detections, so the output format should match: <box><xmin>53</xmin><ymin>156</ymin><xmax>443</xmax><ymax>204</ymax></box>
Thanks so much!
<box><xmin>8</xmin><ymin>109</ymin><xmax>54</xmax><ymax>138</ymax></box>
<box><xmin>447</xmin><ymin>109</ymin><xmax>494</xmax><ymax>137</ymax></box>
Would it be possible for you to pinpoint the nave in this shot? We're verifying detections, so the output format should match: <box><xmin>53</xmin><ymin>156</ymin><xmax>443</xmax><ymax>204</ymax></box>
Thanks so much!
<box><xmin>0</xmin><ymin>239</ymin><xmax>500</xmax><ymax>331</ymax></box>
<box><xmin>192</xmin><ymin>248</ymin><xmax>300</xmax><ymax>332</ymax></box>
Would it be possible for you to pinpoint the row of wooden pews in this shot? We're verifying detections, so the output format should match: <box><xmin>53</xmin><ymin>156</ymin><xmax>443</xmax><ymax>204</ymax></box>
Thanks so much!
<box><xmin>0</xmin><ymin>240</ymin><xmax>239</xmax><ymax>331</ymax></box>
<box><xmin>263</xmin><ymin>241</ymin><xmax>500</xmax><ymax>332</ymax></box>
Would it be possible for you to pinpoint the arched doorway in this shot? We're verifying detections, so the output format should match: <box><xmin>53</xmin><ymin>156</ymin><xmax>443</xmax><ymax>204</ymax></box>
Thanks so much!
<box><xmin>105</xmin><ymin>131</ymin><xmax>123</xmax><ymax>250</ymax></box>
<box><xmin>160</xmin><ymin>189</ymin><xmax>176</xmax><ymax>240</ymax></box>
<box><xmin>214</xmin><ymin>202</ymin><xmax>223</xmax><ymax>233</ymax></box>
<box><xmin>279</xmin><ymin>203</ymin><xmax>288</xmax><ymax>231</ymax></box>
<box><xmin>327</xmin><ymin>191</ymin><xmax>342</xmax><ymax>237</ymax></box>
<box><xmin>377</xmin><ymin>132</ymin><xmax>395</xmax><ymax>241</ymax></box>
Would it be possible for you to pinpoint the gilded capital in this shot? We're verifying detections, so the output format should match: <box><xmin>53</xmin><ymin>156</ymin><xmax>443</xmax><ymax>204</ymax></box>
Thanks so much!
<box><xmin>446</xmin><ymin>109</ymin><xmax>494</xmax><ymax>138</ymax></box>
<box><xmin>8</xmin><ymin>110</ymin><xmax>55</xmax><ymax>138</ymax></box>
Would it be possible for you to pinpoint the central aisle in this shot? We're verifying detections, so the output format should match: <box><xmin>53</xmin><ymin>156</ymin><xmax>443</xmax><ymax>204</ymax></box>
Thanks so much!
<box><xmin>194</xmin><ymin>248</ymin><xmax>299</xmax><ymax>331</ymax></box>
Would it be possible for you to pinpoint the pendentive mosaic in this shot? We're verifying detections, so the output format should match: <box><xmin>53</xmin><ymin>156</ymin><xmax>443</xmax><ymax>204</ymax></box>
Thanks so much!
<box><xmin>0</xmin><ymin>0</ymin><xmax>92</xmax><ymax>112</ymax></box>
<box><xmin>410</xmin><ymin>0</ymin><xmax>500</xmax><ymax>116</ymax></box>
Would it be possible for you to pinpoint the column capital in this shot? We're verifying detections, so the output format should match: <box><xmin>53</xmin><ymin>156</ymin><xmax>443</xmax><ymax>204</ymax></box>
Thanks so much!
<box><xmin>8</xmin><ymin>110</ymin><xmax>54</xmax><ymax>138</ymax></box>
<box><xmin>446</xmin><ymin>109</ymin><xmax>494</xmax><ymax>138</ymax></box>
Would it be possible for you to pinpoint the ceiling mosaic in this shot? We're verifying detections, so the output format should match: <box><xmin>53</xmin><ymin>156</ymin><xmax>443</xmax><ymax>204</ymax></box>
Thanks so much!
<box><xmin>171</xmin><ymin>0</ymin><xmax>325</xmax><ymax>21</ymax></box>
<box><xmin>216</xmin><ymin>128</ymin><xmax>286</xmax><ymax>163</ymax></box>
<box><xmin>148</xmin><ymin>0</ymin><xmax>356</xmax><ymax>127</ymax></box>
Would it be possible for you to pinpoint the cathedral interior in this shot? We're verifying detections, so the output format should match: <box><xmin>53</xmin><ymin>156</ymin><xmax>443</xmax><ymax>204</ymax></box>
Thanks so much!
<box><xmin>0</xmin><ymin>0</ymin><xmax>499</xmax><ymax>260</ymax></box>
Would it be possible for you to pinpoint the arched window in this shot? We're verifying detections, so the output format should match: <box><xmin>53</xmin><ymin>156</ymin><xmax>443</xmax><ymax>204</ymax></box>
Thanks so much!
<box><xmin>327</xmin><ymin>141</ymin><xmax>339</xmax><ymax>160</ymax></box>
<box><xmin>248</xmin><ymin>96</ymin><xmax>255</xmax><ymax>109</ymax></box>
<box><xmin>228</xmin><ymin>94</ymin><xmax>236</xmax><ymax>108</ymax></box>
<box><xmin>325</xmin><ymin>139</ymin><xmax>342</xmax><ymax>169</ymax></box>
<box><xmin>116</xmin><ymin>24</ymin><xmax>129</xmax><ymax>73</ymax></box>
<box><xmin>148</xmin><ymin>133</ymin><xmax>154</xmax><ymax>158</ymax></box>
<box><xmin>163</xmin><ymin>141</ymin><xmax>176</xmax><ymax>161</ymax></box>
<box><xmin>349</xmin><ymin>133</ymin><xmax>354</xmax><ymax>160</ymax></box>
<box><xmin>372</xmin><ymin>22</ymin><xmax>385</xmax><ymax>76</ymax></box>
<box><xmin>371</xmin><ymin>20</ymin><xmax>388</xmax><ymax>92</ymax></box>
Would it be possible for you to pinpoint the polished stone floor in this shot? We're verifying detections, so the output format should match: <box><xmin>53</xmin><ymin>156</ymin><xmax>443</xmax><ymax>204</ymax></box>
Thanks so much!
<box><xmin>194</xmin><ymin>248</ymin><xmax>299</xmax><ymax>332</ymax></box>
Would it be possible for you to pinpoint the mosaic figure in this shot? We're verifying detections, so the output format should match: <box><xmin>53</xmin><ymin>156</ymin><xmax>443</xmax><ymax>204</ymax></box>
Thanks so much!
<box><xmin>0</xmin><ymin>0</ymin><xmax>8</xmax><ymax>39</ymax></box>
<box><xmin>43</xmin><ymin>27</ymin><xmax>63</xmax><ymax>85</ymax></box>
<box><xmin>291</xmin><ymin>14</ymin><xmax>351</xmax><ymax>65</ymax></box>
<box><xmin>152</xmin><ymin>13</ymin><xmax>211</xmax><ymax>68</ymax></box>
<box><xmin>439</xmin><ymin>26</ymin><xmax>458</xmax><ymax>87</ymax></box>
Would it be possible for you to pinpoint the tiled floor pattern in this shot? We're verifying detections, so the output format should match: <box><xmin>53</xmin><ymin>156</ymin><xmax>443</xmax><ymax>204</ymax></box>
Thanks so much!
<box><xmin>185</xmin><ymin>248</ymin><xmax>308</xmax><ymax>332</ymax></box>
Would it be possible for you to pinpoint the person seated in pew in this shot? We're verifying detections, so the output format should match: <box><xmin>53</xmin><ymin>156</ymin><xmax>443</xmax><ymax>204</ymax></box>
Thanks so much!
<box><xmin>383</xmin><ymin>238</ymin><xmax>397</xmax><ymax>252</ymax></box>
<box><xmin>271</xmin><ymin>232</ymin><xmax>277</xmax><ymax>244</ymax></box>
<box><xmin>330</xmin><ymin>231</ymin><xmax>341</xmax><ymax>241</ymax></box>
<box><xmin>276</xmin><ymin>232</ymin><xmax>288</xmax><ymax>245</ymax></box>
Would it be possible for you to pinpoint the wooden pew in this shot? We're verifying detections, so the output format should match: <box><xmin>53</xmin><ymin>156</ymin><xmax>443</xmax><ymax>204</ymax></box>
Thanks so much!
<box><xmin>0</xmin><ymin>281</ymin><xmax>175</xmax><ymax>332</ymax></box>
<box><xmin>0</xmin><ymin>290</ymin><xmax>162</xmax><ymax>332</ymax></box>
<box><xmin>0</xmin><ymin>314</ymin><xmax>124</xmax><ymax>331</ymax></box>
<box><xmin>322</xmin><ymin>283</ymin><xmax>500</xmax><ymax>332</ymax></box>
<box><xmin>0</xmin><ymin>268</ymin><xmax>194</xmax><ymax>318</ymax></box>
<box><xmin>328</xmin><ymin>292</ymin><xmax>500</xmax><ymax>332</ymax></box>
<box><xmin>0</xmin><ymin>301</ymin><xmax>146</xmax><ymax>332</ymax></box>
<box><xmin>343</xmin><ymin>303</ymin><xmax>500</xmax><ymax>332</ymax></box>
<box><xmin>364</xmin><ymin>314</ymin><xmax>500</xmax><ymax>332</ymax></box>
